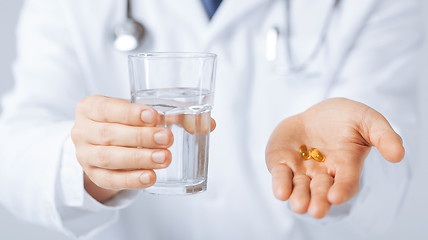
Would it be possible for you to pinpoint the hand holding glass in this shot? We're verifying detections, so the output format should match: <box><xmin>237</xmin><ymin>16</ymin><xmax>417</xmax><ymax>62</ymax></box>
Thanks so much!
<box><xmin>129</xmin><ymin>53</ymin><xmax>217</xmax><ymax>194</ymax></box>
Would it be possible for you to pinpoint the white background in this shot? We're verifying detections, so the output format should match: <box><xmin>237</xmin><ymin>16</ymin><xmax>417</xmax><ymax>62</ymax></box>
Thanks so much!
<box><xmin>0</xmin><ymin>1</ymin><xmax>427</xmax><ymax>239</ymax></box>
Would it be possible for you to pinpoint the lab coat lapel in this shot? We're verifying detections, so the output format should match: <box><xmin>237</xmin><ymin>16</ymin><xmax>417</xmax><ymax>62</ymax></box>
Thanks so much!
<box><xmin>324</xmin><ymin>0</ymin><xmax>379</xmax><ymax>95</ymax></box>
<box><xmin>158</xmin><ymin>0</ymin><xmax>210</xmax><ymax>34</ymax></box>
<box><xmin>197</xmin><ymin>0</ymin><xmax>269</xmax><ymax>48</ymax></box>
<box><xmin>134</xmin><ymin>0</ymin><xmax>267</xmax><ymax>50</ymax></box>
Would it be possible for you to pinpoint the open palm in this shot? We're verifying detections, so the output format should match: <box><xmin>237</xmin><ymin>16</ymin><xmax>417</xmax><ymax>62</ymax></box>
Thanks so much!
<box><xmin>265</xmin><ymin>98</ymin><xmax>404</xmax><ymax>219</ymax></box>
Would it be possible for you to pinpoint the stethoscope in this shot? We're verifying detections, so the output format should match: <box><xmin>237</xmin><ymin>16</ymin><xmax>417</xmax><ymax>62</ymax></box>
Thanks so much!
<box><xmin>266</xmin><ymin>0</ymin><xmax>340</xmax><ymax>75</ymax></box>
<box><xmin>114</xmin><ymin>0</ymin><xmax>340</xmax><ymax>75</ymax></box>
<box><xmin>113</xmin><ymin>0</ymin><xmax>145</xmax><ymax>52</ymax></box>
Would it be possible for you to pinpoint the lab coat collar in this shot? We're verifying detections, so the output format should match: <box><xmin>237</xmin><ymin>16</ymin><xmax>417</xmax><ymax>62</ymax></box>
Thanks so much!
<box><xmin>185</xmin><ymin>0</ymin><xmax>270</xmax><ymax>48</ymax></box>
<box><xmin>206</xmin><ymin>0</ymin><xmax>268</xmax><ymax>40</ymax></box>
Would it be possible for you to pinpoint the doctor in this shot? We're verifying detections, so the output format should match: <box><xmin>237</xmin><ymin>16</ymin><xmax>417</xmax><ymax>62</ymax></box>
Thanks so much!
<box><xmin>0</xmin><ymin>0</ymin><xmax>422</xmax><ymax>239</ymax></box>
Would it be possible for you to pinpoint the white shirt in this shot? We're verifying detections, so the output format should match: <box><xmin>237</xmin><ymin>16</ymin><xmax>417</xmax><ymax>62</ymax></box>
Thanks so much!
<box><xmin>0</xmin><ymin>0</ymin><xmax>422</xmax><ymax>239</ymax></box>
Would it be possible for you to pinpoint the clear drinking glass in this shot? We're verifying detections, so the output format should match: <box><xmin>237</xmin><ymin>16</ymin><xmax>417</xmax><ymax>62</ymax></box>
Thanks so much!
<box><xmin>128</xmin><ymin>52</ymin><xmax>217</xmax><ymax>195</ymax></box>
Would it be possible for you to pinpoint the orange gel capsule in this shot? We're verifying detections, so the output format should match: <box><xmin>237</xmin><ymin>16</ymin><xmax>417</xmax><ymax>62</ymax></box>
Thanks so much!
<box><xmin>299</xmin><ymin>145</ymin><xmax>311</xmax><ymax>160</ymax></box>
<box><xmin>310</xmin><ymin>148</ymin><xmax>325</xmax><ymax>162</ymax></box>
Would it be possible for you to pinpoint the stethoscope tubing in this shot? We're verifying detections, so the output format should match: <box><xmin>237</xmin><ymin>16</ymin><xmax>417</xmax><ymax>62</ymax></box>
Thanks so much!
<box><xmin>284</xmin><ymin>0</ymin><xmax>341</xmax><ymax>73</ymax></box>
<box><xmin>114</xmin><ymin>0</ymin><xmax>341</xmax><ymax>71</ymax></box>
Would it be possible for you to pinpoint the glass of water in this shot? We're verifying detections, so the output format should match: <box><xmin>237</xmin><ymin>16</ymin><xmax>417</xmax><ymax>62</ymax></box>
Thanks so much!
<box><xmin>128</xmin><ymin>52</ymin><xmax>217</xmax><ymax>195</ymax></box>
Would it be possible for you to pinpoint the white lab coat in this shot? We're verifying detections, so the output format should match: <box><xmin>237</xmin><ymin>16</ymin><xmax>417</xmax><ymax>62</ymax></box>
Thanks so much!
<box><xmin>0</xmin><ymin>0</ymin><xmax>422</xmax><ymax>239</ymax></box>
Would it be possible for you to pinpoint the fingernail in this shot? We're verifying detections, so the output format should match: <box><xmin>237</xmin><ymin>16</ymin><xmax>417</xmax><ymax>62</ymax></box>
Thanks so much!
<box><xmin>140</xmin><ymin>172</ymin><xmax>152</xmax><ymax>184</ymax></box>
<box><xmin>154</xmin><ymin>130</ymin><xmax>169</xmax><ymax>145</ymax></box>
<box><xmin>152</xmin><ymin>151</ymin><xmax>166</xmax><ymax>164</ymax></box>
<box><xmin>141</xmin><ymin>110</ymin><xmax>154</xmax><ymax>124</ymax></box>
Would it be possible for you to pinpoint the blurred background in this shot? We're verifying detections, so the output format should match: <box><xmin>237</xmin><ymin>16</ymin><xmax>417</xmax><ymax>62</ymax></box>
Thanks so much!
<box><xmin>1</xmin><ymin>1</ymin><xmax>427</xmax><ymax>239</ymax></box>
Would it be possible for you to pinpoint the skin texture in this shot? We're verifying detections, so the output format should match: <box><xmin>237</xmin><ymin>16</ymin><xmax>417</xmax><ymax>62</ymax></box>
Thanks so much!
<box><xmin>71</xmin><ymin>95</ymin><xmax>216</xmax><ymax>202</ymax></box>
<box><xmin>265</xmin><ymin>97</ymin><xmax>405</xmax><ymax>219</ymax></box>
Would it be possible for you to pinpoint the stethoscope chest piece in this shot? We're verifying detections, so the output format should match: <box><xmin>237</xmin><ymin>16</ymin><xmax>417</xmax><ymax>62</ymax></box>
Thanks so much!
<box><xmin>114</xmin><ymin>0</ymin><xmax>145</xmax><ymax>52</ymax></box>
<box><xmin>114</xmin><ymin>19</ymin><xmax>145</xmax><ymax>52</ymax></box>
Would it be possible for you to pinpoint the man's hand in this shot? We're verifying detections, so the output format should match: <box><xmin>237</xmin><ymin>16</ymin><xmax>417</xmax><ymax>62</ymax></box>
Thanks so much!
<box><xmin>71</xmin><ymin>95</ymin><xmax>215</xmax><ymax>202</ymax></box>
<box><xmin>265</xmin><ymin>98</ymin><xmax>404</xmax><ymax>219</ymax></box>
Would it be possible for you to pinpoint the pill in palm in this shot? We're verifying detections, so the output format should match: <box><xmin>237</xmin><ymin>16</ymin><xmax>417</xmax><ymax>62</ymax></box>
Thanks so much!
<box><xmin>310</xmin><ymin>148</ymin><xmax>325</xmax><ymax>162</ymax></box>
<box><xmin>299</xmin><ymin>145</ymin><xmax>311</xmax><ymax>160</ymax></box>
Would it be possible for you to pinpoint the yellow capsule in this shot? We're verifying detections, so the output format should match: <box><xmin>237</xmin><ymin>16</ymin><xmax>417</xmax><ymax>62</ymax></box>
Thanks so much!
<box><xmin>299</xmin><ymin>145</ymin><xmax>311</xmax><ymax>160</ymax></box>
<box><xmin>310</xmin><ymin>148</ymin><xmax>325</xmax><ymax>162</ymax></box>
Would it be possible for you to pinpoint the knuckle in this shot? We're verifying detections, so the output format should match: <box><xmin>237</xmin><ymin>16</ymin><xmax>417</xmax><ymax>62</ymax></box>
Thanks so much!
<box><xmin>100</xmin><ymin>171</ymin><xmax>116</xmax><ymax>189</ymax></box>
<box><xmin>124</xmin><ymin>104</ymin><xmax>137</xmax><ymax>124</ymax></box>
<box><xmin>310</xmin><ymin>187</ymin><xmax>325</xmax><ymax>198</ymax></box>
<box><xmin>93</xmin><ymin>98</ymin><xmax>109</xmax><ymax>121</ymax></box>
<box><xmin>75</xmin><ymin>148</ymin><xmax>86</xmax><ymax>166</ymax></box>
<box><xmin>84</xmin><ymin>168</ymin><xmax>111</xmax><ymax>189</ymax></box>
<box><xmin>124</xmin><ymin>173</ymin><xmax>136</xmax><ymax>189</ymax></box>
<box><xmin>70</xmin><ymin>123</ymin><xmax>86</xmax><ymax>145</ymax></box>
<box><xmin>76</xmin><ymin>96</ymin><xmax>96</xmax><ymax>115</ymax></box>
<box><xmin>95</xmin><ymin>147</ymin><xmax>110</xmax><ymax>168</ymax></box>
<box><xmin>98</xmin><ymin>124</ymin><xmax>113</xmax><ymax>145</ymax></box>
<box><xmin>75</xmin><ymin>98</ymin><xmax>88</xmax><ymax>115</ymax></box>
<box><xmin>293</xmin><ymin>174</ymin><xmax>309</xmax><ymax>184</ymax></box>
<box><xmin>132</xmin><ymin>149</ymin><xmax>144</xmax><ymax>167</ymax></box>
<box><xmin>135</xmin><ymin>128</ymin><xmax>148</xmax><ymax>146</ymax></box>
<box><xmin>90</xmin><ymin>95</ymin><xmax>112</xmax><ymax>121</ymax></box>
<box><xmin>319</xmin><ymin>174</ymin><xmax>333</xmax><ymax>183</ymax></box>
<box><xmin>271</xmin><ymin>164</ymin><xmax>289</xmax><ymax>175</ymax></box>
<box><xmin>70</xmin><ymin>125</ymin><xmax>82</xmax><ymax>142</ymax></box>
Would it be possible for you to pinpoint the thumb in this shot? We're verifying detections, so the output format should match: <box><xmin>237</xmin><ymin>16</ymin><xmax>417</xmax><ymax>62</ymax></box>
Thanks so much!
<box><xmin>361</xmin><ymin>108</ymin><xmax>405</xmax><ymax>163</ymax></box>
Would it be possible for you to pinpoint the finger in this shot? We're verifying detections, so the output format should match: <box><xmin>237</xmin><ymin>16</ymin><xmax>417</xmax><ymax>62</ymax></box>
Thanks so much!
<box><xmin>86</xmin><ymin>167</ymin><xmax>156</xmax><ymax>190</ymax></box>
<box><xmin>210</xmin><ymin>118</ymin><xmax>216</xmax><ymax>132</ymax></box>
<box><xmin>166</xmin><ymin>112</ymin><xmax>214</xmax><ymax>134</ymax></box>
<box><xmin>308</xmin><ymin>174</ymin><xmax>334</xmax><ymax>219</ymax></box>
<box><xmin>328</xmin><ymin>164</ymin><xmax>361</xmax><ymax>205</ymax></box>
<box><xmin>266</xmin><ymin>145</ymin><xmax>304</xmax><ymax>202</ymax></box>
<box><xmin>85</xmin><ymin>120</ymin><xmax>173</xmax><ymax>148</ymax></box>
<box><xmin>271</xmin><ymin>165</ymin><xmax>293</xmax><ymax>201</ymax></box>
<box><xmin>266</xmin><ymin>116</ymin><xmax>306</xmax><ymax>173</ymax></box>
<box><xmin>289</xmin><ymin>174</ymin><xmax>311</xmax><ymax>214</ymax></box>
<box><xmin>84</xmin><ymin>145</ymin><xmax>171</xmax><ymax>170</ymax></box>
<box><xmin>266</xmin><ymin>146</ymin><xmax>305</xmax><ymax>175</ymax></box>
<box><xmin>183</xmin><ymin>112</ymin><xmax>212</xmax><ymax>134</ymax></box>
<box><xmin>76</xmin><ymin>95</ymin><xmax>159</xmax><ymax>126</ymax></box>
<box><xmin>361</xmin><ymin>108</ymin><xmax>405</xmax><ymax>163</ymax></box>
